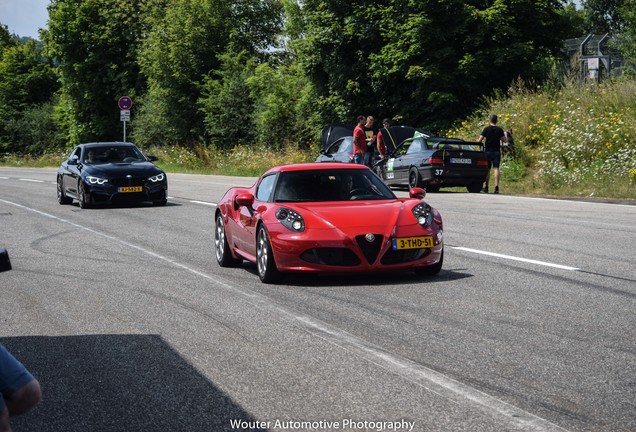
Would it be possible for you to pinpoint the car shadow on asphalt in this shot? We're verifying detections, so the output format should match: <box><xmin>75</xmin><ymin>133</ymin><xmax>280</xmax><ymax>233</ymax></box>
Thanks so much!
<box><xmin>72</xmin><ymin>201</ymin><xmax>182</xmax><ymax>210</ymax></box>
<box><xmin>241</xmin><ymin>263</ymin><xmax>473</xmax><ymax>287</ymax></box>
<box><xmin>1</xmin><ymin>334</ymin><xmax>266</xmax><ymax>432</ymax></box>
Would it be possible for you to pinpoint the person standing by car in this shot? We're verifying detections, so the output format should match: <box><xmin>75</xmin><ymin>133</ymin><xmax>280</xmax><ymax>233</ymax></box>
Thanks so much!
<box><xmin>363</xmin><ymin>116</ymin><xmax>377</xmax><ymax>167</ymax></box>
<box><xmin>377</xmin><ymin>118</ymin><xmax>392</xmax><ymax>159</ymax></box>
<box><xmin>476</xmin><ymin>114</ymin><xmax>507</xmax><ymax>194</ymax></box>
<box><xmin>353</xmin><ymin>115</ymin><xmax>367</xmax><ymax>165</ymax></box>
<box><xmin>1</xmin><ymin>344</ymin><xmax>42</xmax><ymax>432</ymax></box>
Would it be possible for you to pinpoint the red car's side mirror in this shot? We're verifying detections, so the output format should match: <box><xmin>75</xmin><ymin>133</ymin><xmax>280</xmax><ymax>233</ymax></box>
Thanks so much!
<box><xmin>409</xmin><ymin>187</ymin><xmax>426</xmax><ymax>199</ymax></box>
<box><xmin>235</xmin><ymin>193</ymin><xmax>255</xmax><ymax>208</ymax></box>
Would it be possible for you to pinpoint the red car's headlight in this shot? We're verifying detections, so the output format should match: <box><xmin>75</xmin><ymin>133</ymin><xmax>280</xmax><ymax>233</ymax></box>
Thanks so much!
<box><xmin>276</xmin><ymin>207</ymin><xmax>305</xmax><ymax>232</ymax></box>
<box><xmin>412</xmin><ymin>203</ymin><xmax>434</xmax><ymax>227</ymax></box>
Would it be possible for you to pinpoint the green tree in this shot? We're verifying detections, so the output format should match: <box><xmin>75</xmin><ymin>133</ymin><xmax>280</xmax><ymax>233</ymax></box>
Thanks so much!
<box><xmin>135</xmin><ymin>0</ymin><xmax>233</xmax><ymax>147</ymax></box>
<box><xmin>614</xmin><ymin>0</ymin><xmax>636</xmax><ymax>65</ymax></box>
<box><xmin>134</xmin><ymin>0</ymin><xmax>283</xmax><ymax>148</ymax></box>
<box><xmin>582</xmin><ymin>0</ymin><xmax>623</xmax><ymax>33</ymax></box>
<box><xmin>294</xmin><ymin>0</ymin><xmax>573</xmax><ymax>131</ymax></box>
<box><xmin>43</xmin><ymin>0</ymin><xmax>148</xmax><ymax>145</ymax></box>
<box><xmin>0</xmin><ymin>39</ymin><xmax>59</xmax><ymax>152</ymax></box>
<box><xmin>0</xmin><ymin>24</ymin><xmax>16</xmax><ymax>51</ymax></box>
<box><xmin>200</xmin><ymin>51</ymin><xmax>258</xmax><ymax>150</ymax></box>
<box><xmin>247</xmin><ymin>59</ymin><xmax>319</xmax><ymax>148</ymax></box>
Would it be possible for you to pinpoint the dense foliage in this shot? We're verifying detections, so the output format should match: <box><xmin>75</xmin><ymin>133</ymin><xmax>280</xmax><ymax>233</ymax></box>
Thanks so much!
<box><xmin>0</xmin><ymin>25</ymin><xmax>58</xmax><ymax>153</ymax></box>
<box><xmin>297</xmin><ymin>0</ymin><xmax>574</xmax><ymax>130</ymax></box>
<box><xmin>42</xmin><ymin>0</ymin><xmax>148</xmax><ymax>144</ymax></box>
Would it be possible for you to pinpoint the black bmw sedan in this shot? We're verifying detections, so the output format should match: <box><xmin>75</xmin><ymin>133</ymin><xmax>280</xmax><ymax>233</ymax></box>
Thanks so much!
<box><xmin>57</xmin><ymin>142</ymin><xmax>168</xmax><ymax>208</ymax></box>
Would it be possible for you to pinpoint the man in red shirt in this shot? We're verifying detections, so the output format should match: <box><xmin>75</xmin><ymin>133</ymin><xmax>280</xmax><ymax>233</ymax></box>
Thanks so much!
<box><xmin>353</xmin><ymin>115</ymin><xmax>366</xmax><ymax>164</ymax></box>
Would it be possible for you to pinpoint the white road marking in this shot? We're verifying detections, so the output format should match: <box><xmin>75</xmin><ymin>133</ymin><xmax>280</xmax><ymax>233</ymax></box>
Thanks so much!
<box><xmin>19</xmin><ymin>178</ymin><xmax>44</xmax><ymax>183</ymax></box>
<box><xmin>0</xmin><ymin>197</ymin><xmax>570</xmax><ymax>432</ymax></box>
<box><xmin>452</xmin><ymin>246</ymin><xmax>580</xmax><ymax>271</ymax></box>
<box><xmin>190</xmin><ymin>200</ymin><xmax>216</xmax><ymax>207</ymax></box>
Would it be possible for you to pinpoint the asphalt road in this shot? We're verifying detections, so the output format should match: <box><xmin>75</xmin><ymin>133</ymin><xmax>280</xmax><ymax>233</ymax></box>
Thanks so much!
<box><xmin>1</xmin><ymin>167</ymin><xmax>635</xmax><ymax>432</ymax></box>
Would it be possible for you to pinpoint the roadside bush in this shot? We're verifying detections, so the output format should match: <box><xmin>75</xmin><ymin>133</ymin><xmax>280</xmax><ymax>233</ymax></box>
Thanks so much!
<box><xmin>4</xmin><ymin>102</ymin><xmax>64</xmax><ymax>155</ymax></box>
<box><xmin>449</xmin><ymin>77</ymin><xmax>636</xmax><ymax>199</ymax></box>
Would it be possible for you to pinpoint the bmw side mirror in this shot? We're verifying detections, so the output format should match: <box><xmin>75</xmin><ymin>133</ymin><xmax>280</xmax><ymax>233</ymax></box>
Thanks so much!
<box><xmin>147</xmin><ymin>155</ymin><xmax>158</xmax><ymax>162</ymax></box>
<box><xmin>0</xmin><ymin>248</ymin><xmax>11</xmax><ymax>272</ymax></box>
<box><xmin>68</xmin><ymin>155</ymin><xmax>79</xmax><ymax>166</ymax></box>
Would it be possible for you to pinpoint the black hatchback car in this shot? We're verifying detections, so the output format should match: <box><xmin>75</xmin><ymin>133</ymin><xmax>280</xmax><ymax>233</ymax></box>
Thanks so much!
<box><xmin>57</xmin><ymin>142</ymin><xmax>168</xmax><ymax>208</ymax></box>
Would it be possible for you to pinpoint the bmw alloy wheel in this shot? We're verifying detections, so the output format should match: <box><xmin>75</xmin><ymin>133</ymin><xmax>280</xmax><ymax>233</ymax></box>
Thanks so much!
<box><xmin>57</xmin><ymin>176</ymin><xmax>72</xmax><ymax>204</ymax></box>
<box><xmin>78</xmin><ymin>180</ymin><xmax>90</xmax><ymax>209</ymax></box>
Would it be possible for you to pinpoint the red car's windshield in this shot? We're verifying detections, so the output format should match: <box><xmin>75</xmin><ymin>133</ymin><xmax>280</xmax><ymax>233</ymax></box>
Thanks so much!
<box><xmin>273</xmin><ymin>169</ymin><xmax>396</xmax><ymax>202</ymax></box>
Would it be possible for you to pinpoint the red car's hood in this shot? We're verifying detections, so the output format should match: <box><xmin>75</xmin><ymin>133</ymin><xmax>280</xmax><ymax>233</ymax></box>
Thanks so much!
<box><xmin>289</xmin><ymin>200</ymin><xmax>415</xmax><ymax>230</ymax></box>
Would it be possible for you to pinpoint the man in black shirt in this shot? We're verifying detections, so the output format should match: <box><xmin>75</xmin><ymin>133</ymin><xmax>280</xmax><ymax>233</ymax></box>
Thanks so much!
<box><xmin>476</xmin><ymin>115</ymin><xmax>507</xmax><ymax>193</ymax></box>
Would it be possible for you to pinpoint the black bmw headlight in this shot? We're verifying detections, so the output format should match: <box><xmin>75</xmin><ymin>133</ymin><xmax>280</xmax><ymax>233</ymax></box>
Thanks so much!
<box><xmin>148</xmin><ymin>173</ymin><xmax>165</xmax><ymax>182</ymax></box>
<box><xmin>276</xmin><ymin>207</ymin><xmax>305</xmax><ymax>232</ymax></box>
<box><xmin>86</xmin><ymin>176</ymin><xmax>108</xmax><ymax>185</ymax></box>
<box><xmin>412</xmin><ymin>203</ymin><xmax>434</xmax><ymax>227</ymax></box>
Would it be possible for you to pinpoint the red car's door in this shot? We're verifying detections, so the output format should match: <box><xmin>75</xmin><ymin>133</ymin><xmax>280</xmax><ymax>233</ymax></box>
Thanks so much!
<box><xmin>235</xmin><ymin>204</ymin><xmax>258</xmax><ymax>256</ymax></box>
<box><xmin>232</xmin><ymin>174</ymin><xmax>277</xmax><ymax>258</ymax></box>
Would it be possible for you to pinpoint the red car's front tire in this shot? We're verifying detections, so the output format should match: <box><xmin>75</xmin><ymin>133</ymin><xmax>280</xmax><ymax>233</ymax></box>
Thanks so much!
<box><xmin>256</xmin><ymin>224</ymin><xmax>282</xmax><ymax>284</ymax></box>
<box><xmin>215</xmin><ymin>214</ymin><xmax>242</xmax><ymax>268</ymax></box>
<box><xmin>415</xmin><ymin>248</ymin><xmax>443</xmax><ymax>277</ymax></box>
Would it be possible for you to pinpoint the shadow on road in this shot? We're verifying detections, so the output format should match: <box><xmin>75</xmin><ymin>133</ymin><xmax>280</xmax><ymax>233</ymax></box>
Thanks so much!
<box><xmin>1</xmin><ymin>334</ymin><xmax>266</xmax><ymax>432</ymax></box>
<box><xmin>241</xmin><ymin>261</ymin><xmax>473</xmax><ymax>287</ymax></box>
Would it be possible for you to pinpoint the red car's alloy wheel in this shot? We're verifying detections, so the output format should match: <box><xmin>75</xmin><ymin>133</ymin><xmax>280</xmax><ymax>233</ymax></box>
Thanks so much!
<box><xmin>256</xmin><ymin>225</ymin><xmax>281</xmax><ymax>283</ymax></box>
<box><xmin>215</xmin><ymin>215</ymin><xmax>241</xmax><ymax>267</ymax></box>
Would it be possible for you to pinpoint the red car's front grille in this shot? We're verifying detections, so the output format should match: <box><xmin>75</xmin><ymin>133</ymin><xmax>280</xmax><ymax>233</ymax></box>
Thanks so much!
<box><xmin>355</xmin><ymin>234</ymin><xmax>384</xmax><ymax>264</ymax></box>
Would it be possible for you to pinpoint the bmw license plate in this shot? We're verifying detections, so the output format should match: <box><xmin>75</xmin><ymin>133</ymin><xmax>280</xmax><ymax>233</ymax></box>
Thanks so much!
<box><xmin>392</xmin><ymin>236</ymin><xmax>434</xmax><ymax>250</ymax></box>
<box><xmin>118</xmin><ymin>186</ymin><xmax>143</xmax><ymax>193</ymax></box>
<box><xmin>450</xmin><ymin>158</ymin><xmax>471</xmax><ymax>164</ymax></box>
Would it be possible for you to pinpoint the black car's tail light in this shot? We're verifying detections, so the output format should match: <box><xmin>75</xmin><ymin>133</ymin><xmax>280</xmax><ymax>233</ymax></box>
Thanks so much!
<box><xmin>428</xmin><ymin>157</ymin><xmax>444</xmax><ymax>165</ymax></box>
<box><xmin>276</xmin><ymin>207</ymin><xmax>305</xmax><ymax>232</ymax></box>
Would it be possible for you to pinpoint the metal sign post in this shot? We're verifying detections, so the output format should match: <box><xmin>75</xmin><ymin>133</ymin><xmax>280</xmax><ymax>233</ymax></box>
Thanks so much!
<box><xmin>118</xmin><ymin>96</ymin><xmax>133</xmax><ymax>142</ymax></box>
<box><xmin>120</xmin><ymin>110</ymin><xmax>131</xmax><ymax>141</ymax></box>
